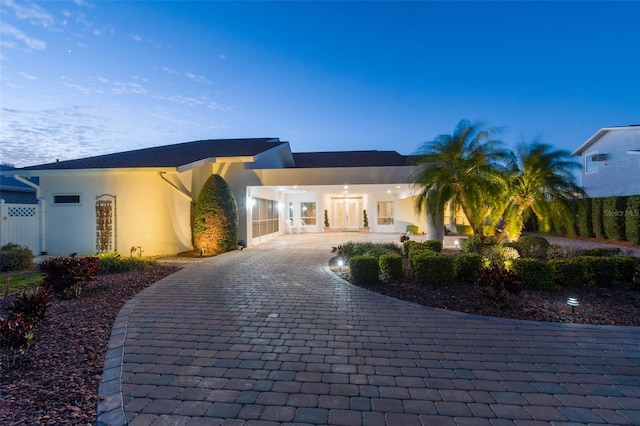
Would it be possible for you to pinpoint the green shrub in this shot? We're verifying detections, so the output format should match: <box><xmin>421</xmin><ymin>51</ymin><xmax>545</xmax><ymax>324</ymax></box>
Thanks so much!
<box><xmin>454</xmin><ymin>253</ymin><xmax>484</xmax><ymax>284</ymax></box>
<box><xmin>410</xmin><ymin>251</ymin><xmax>453</xmax><ymax>286</ymax></box>
<box><xmin>0</xmin><ymin>243</ymin><xmax>34</xmax><ymax>272</ymax></box>
<box><xmin>403</xmin><ymin>240</ymin><xmax>436</xmax><ymax>257</ymax></box>
<box><xmin>406</xmin><ymin>224</ymin><xmax>419</xmax><ymax>234</ymax></box>
<box><xmin>334</xmin><ymin>241</ymin><xmax>401</xmax><ymax>262</ymax></box>
<box><xmin>423</xmin><ymin>239</ymin><xmax>443</xmax><ymax>253</ymax></box>
<box><xmin>549</xmin><ymin>258</ymin><xmax>586</xmax><ymax>288</ymax></box>
<box><xmin>576</xmin><ymin>198</ymin><xmax>593</xmax><ymax>238</ymax></box>
<box><xmin>588</xmin><ymin>256</ymin><xmax>618</xmax><ymax>288</ymax></box>
<box><xmin>613</xmin><ymin>256</ymin><xmax>639</xmax><ymax>283</ymax></box>
<box><xmin>516</xmin><ymin>236</ymin><xmax>550</xmax><ymax>260</ymax></box>
<box><xmin>9</xmin><ymin>286</ymin><xmax>50</xmax><ymax>325</ymax></box>
<box><xmin>475</xmin><ymin>265</ymin><xmax>523</xmax><ymax>307</ymax></box>
<box><xmin>192</xmin><ymin>174</ymin><xmax>239</xmax><ymax>256</ymax></box>
<box><xmin>97</xmin><ymin>252</ymin><xmax>156</xmax><ymax>273</ymax></box>
<box><xmin>579</xmin><ymin>247</ymin><xmax>622</xmax><ymax>257</ymax></box>
<box><xmin>455</xmin><ymin>224</ymin><xmax>473</xmax><ymax>236</ymax></box>
<box><xmin>546</xmin><ymin>244</ymin><xmax>573</xmax><ymax>260</ymax></box>
<box><xmin>349</xmin><ymin>255</ymin><xmax>379</xmax><ymax>284</ymax></box>
<box><xmin>379</xmin><ymin>253</ymin><xmax>403</xmax><ymax>281</ymax></box>
<box><xmin>463</xmin><ymin>236</ymin><xmax>497</xmax><ymax>254</ymax></box>
<box><xmin>625</xmin><ymin>195</ymin><xmax>640</xmax><ymax>244</ymax></box>
<box><xmin>482</xmin><ymin>245</ymin><xmax>520</xmax><ymax>269</ymax></box>
<box><xmin>603</xmin><ymin>196</ymin><xmax>627</xmax><ymax>241</ymax></box>
<box><xmin>512</xmin><ymin>258</ymin><xmax>553</xmax><ymax>290</ymax></box>
<box><xmin>40</xmin><ymin>256</ymin><xmax>100</xmax><ymax>298</ymax></box>
<box><xmin>591</xmin><ymin>198</ymin><xmax>605</xmax><ymax>239</ymax></box>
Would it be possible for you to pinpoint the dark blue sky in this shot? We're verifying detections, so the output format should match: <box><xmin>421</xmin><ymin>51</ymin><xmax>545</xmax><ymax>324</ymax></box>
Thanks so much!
<box><xmin>1</xmin><ymin>1</ymin><xmax>639</xmax><ymax>167</ymax></box>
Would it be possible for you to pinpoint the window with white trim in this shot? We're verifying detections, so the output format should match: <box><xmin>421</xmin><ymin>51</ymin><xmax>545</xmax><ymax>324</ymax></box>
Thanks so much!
<box><xmin>300</xmin><ymin>202</ymin><xmax>317</xmax><ymax>225</ymax></box>
<box><xmin>585</xmin><ymin>152</ymin><xmax>598</xmax><ymax>174</ymax></box>
<box><xmin>377</xmin><ymin>201</ymin><xmax>394</xmax><ymax>225</ymax></box>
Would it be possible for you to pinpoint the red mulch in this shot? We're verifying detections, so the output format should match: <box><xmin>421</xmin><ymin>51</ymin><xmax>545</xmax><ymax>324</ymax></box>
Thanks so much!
<box><xmin>0</xmin><ymin>266</ymin><xmax>179</xmax><ymax>426</ymax></box>
<box><xmin>330</xmin><ymin>259</ymin><xmax>640</xmax><ymax>327</ymax></box>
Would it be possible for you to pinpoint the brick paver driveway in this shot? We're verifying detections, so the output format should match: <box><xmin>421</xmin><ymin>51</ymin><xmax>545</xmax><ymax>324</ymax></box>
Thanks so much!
<box><xmin>98</xmin><ymin>233</ymin><xmax>640</xmax><ymax>425</ymax></box>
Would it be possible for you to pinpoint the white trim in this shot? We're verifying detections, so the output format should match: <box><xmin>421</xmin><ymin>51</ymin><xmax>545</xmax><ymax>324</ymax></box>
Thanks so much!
<box><xmin>584</xmin><ymin>151</ymin><xmax>598</xmax><ymax>174</ymax></box>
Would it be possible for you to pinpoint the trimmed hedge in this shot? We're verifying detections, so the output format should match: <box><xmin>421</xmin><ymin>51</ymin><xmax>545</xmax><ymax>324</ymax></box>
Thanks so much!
<box><xmin>192</xmin><ymin>174</ymin><xmax>239</xmax><ymax>256</ymax></box>
<box><xmin>591</xmin><ymin>198</ymin><xmax>605</xmax><ymax>239</ymax></box>
<box><xmin>625</xmin><ymin>195</ymin><xmax>640</xmax><ymax>244</ymax></box>
<box><xmin>423</xmin><ymin>239</ymin><xmax>443</xmax><ymax>253</ymax></box>
<box><xmin>576</xmin><ymin>198</ymin><xmax>593</xmax><ymax>238</ymax></box>
<box><xmin>579</xmin><ymin>247</ymin><xmax>622</xmax><ymax>257</ymax></box>
<box><xmin>549</xmin><ymin>258</ymin><xmax>586</xmax><ymax>288</ymax></box>
<box><xmin>379</xmin><ymin>253</ymin><xmax>403</xmax><ymax>281</ymax></box>
<box><xmin>613</xmin><ymin>256</ymin><xmax>639</xmax><ymax>282</ymax></box>
<box><xmin>454</xmin><ymin>253</ymin><xmax>484</xmax><ymax>284</ymax></box>
<box><xmin>409</xmin><ymin>251</ymin><xmax>454</xmax><ymax>286</ymax></box>
<box><xmin>516</xmin><ymin>236</ymin><xmax>550</xmax><ymax>260</ymax></box>
<box><xmin>603</xmin><ymin>196</ymin><xmax>626</xmax><ymax>241</ymax></box>
<box><xmin>512</xmin><ymin>258</ymin><xmax>553</xmax><ymax>290</ymax></box>
<box><xmin>349</xmin><ymin>255</ymin><xmax>379</xmax><ymax>284</ymax></box>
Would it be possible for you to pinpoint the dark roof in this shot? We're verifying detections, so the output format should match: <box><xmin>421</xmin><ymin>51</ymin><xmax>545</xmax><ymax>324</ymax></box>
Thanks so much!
<box><xmin>292</xmin><ymin>151</ymin><xmax>409</xmax><ymax>168</ymax></box>
<box><xmin>18</xmin><ymin>138</ymin><xmax>283</xmax><ymax>171</ymax></box>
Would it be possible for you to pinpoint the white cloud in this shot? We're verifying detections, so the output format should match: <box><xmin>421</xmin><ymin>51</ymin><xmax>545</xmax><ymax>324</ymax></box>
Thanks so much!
<box><xmin>18</xmin><ymin>71</ymin><xmax>36</xmax><ymax>80</ymax></box>
<box><xmin>185</xmin><ymin>73</ymin><xmax>211</xmax><ymax>85</ymax></box>
<box><xmin>219</xmin><ymin>54</ymin><xmax>226</xmax><ymax>60</ymax></box>
<box><xmin>2</xmin><ymin>0</ymin><xmax>55</xmax><ymax>28</ymax></box>
<box><xmin>0</xmin><ymin>24</ymin><xmax>46</xmax><ymax>51</ymax></box>
<box><xmin>112</xmin><ymin>81</ymin><xmax>149</xmax><ymax>96</ymax></box>
<box><xmin>129</xmin><ymin>33</ymin><xmax>142</xmax><ymax>42</ymax></box>
<box><xmin>72</xmin><ymin>0</ymin><xmax>95</xmax><ymax>8</ymax></box>
<box><xmin>61</xmin><ymin>76</ymin><xmax>92</xmax><ymax>95</ymax></box>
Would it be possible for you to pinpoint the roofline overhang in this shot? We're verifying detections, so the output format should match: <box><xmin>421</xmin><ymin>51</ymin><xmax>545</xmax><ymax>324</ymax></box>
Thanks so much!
<box><xmin>572</xmin><ymin>126</ymin><xmax>639</xmax><ymax>156</ymax></box>
<box><xmin>5</xmin><ymin>167</ymin><xmax>179</xmax><ymax>177</ymax></box>
<box><xmin>176</xmin><ymin>156</ymin><xmax>256</xmax><ymax>173</ymax></box>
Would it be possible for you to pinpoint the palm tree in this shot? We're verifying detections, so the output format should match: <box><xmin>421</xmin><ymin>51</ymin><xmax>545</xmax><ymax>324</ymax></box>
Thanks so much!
<box><xmin>502</xmin><ymin>142</ymin><xmax>583</xmax><ymax>240</ymax></box>
<box><xmin>412</xmin><ymin>120</ymin><xmax>511</xmax><ymax>239</ymax></box>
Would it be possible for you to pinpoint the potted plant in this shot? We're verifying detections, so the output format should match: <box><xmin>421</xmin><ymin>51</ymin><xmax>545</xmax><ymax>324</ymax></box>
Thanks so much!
<box><xmin>323</xmin><ymin>210</ymin><xmax>331</xmax><ymax>232</ymax></box>
<box><xmin>361</xmin><ymin>209</ymin><xmax>370</xmax><ymax>233</ymax></box>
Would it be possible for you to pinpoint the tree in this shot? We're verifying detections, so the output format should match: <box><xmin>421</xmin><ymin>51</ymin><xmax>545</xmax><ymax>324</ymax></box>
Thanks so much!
<box><xmin>411</xmin><ymin>120</ymin><xmax>511</xmax><ymax>239</ymax></box>
<box><xmin>502</xmin><ymin>142</ymin><xmax>582</xmax><ymax>240</ymax></box>
<box><xmin>192</xmin><ymin>174</ymin><xmax>239</xmax><ymax>255</ymax></box>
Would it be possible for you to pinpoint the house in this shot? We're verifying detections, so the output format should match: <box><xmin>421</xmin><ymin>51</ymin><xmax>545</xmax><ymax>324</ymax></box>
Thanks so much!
<box><xmin>572</xmin><ymin>125</ymin><xmax>640</xmax><ymax>197</ymax></box>
<box><xmin>2</xmin><ymin>138</ymin><xmax>433</xmax><ymax>256</ymax></box>
<box><xmin>0</xmin><ymin>164</ymin><xmax>38</xmax><ymax>204</ymax></box>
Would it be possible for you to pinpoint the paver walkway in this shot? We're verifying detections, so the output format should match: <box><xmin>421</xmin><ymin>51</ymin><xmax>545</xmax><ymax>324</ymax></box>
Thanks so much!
<box><xmin>98</xmin><ymin>233</ymin><xmax>640</xmax><ymax>425</ymax></box>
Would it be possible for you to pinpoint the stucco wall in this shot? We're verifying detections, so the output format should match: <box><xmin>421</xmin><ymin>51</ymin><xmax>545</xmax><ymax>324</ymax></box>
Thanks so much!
<box><xmin>41</xmin><ymin>170</ymin><xmax>192</xmax><ymax>257</ymax></box>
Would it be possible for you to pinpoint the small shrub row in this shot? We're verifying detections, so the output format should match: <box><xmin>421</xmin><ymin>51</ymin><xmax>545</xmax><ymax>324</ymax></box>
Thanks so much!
<box><xmin>333</xmin><ymin>241</ymin><xmax>401</xmax><ymax>262</ymax></box>
<box><xmin>511</xmin><ymin>258</ymin><xmax>553</xmax><ymax>290</ymax></box>
<box><xmin>0</xmin><ymin>243</ymin><xmax>34</xmax><ymax>272</ymax></box>
<box><xmin>379</xmin><ymin>254</ymin><xmax>402</xmax><ymax>281</ymax></box>
<box><xmin>349</xmin><ymin>255</ymin><xmax>379</xmax><ymax>284</ymax></box>
<box><xmin>548</xmin><ymin>256</ymin><xmax>639</xmax><ymax>288</ymax></box>
<box><xmin>97</xmin><ymin>252</ymin><xmax>156</xmax><ymax>273</ymax></box>
<box><xmin>402</xmin><ymin>239</ymin><xmax>442</xmax><ymax>256</ymax></box>
<box><xmin>40</xmin><ymin>256</ymin><xmax>100</xmax><ymax>298</ymax></box>
<box><xmin>570</xmin><ymin>195</ymin><xmax>640</xmax><ymax>244</ymax></box>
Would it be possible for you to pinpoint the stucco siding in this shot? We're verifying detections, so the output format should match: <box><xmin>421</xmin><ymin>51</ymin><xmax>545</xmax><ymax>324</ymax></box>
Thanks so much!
<box><xmin>580</xmin><ymin>127</ymin><xmax>640</xmax><ymax>197</ymax></box>
<box><xmin>41</xmin><ymin>171</ymin><xmax>192</xmax><ymax>257</ymax></box>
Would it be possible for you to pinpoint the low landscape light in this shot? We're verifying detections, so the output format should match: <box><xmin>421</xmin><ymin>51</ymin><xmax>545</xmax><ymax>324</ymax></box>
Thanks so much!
<box><xmin>337</xmin><ymin>258</ymin><xmax>344</xmax><ymax>271</ymax></box>
<box><xmin>454</xmin><ymin>240</ymin><xmax>460</xmax><ymax>249</ymax></box>
<box><xmin>566</xmin><ymin>297</ymin><xmax>580</xmax><ymax>313</ymax></box>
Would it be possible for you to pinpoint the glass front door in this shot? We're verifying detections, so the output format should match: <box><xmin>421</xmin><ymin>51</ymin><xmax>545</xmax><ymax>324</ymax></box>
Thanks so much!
<box><xmin>332</xmin><ymin>197</ymin><xmax>362</xmax><ymax>230</ymax></box>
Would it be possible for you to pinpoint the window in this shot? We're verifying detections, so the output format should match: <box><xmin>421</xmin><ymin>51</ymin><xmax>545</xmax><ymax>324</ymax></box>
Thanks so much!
<box><xmin>377</xmin><ymin>201</ymin><xmax>394</xmax><ymax>225</ymax></box>
<box><xmin>251</xmin><ymin>198</ymin><xmax>279</xmax><ymax>238</ymax></box>
<box><xmin>300</xmin><ymin>202</ymin><xmax>317</xmax><ymax>225</ymax></box>
<box><xmin>585</xmin><ymin>152</ymin><xmax>598</xmax><ymax>174</ymax></box>
<box><xmin>53</xmin><ymin>194</ymin><xmax>80</xmax><ymax>204</ymax></box>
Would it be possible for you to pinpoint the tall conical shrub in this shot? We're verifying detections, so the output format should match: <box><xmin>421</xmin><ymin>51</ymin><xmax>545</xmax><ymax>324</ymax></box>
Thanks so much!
<box><xmin>192</xmin><ymin>174</ymin><xmax>238</xmax><ymax>255</ymax></box>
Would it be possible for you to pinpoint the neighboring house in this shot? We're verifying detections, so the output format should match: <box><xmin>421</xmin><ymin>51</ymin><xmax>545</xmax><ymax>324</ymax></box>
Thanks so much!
<box><xmin>0</xmin><ymin>164</ymin><xmax>38</xmax><ymax>204</ymax></box>
<box><xmin>2</xmin><ymin>138</ymin><xmax>430</xmax><ymax>256</ymax></box>
<box><xmin>572</xmin><ymin>125</ymin><xmax>640</xmax><ymax>197</ymax></box>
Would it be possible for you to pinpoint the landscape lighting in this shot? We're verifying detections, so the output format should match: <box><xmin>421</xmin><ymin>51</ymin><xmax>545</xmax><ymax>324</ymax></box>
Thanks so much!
<box><xmin>566</xmin><ymin>297</ymin><xmax>579</xmax><ymax>313</ymax></box>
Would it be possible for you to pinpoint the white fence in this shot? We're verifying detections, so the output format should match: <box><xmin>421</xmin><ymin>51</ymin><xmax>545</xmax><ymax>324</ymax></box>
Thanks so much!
<box><xmin>0</xmin><ymin>200</ymin><xmax>41</xmax><ymax>255</ymax></box>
